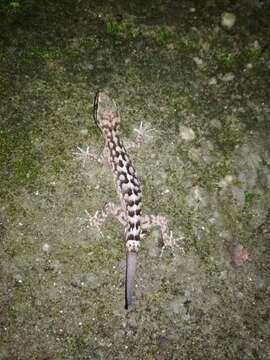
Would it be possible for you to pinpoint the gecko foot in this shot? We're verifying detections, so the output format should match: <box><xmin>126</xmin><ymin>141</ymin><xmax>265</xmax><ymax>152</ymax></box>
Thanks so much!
<box><xmin>134</xmin><ymin>121</ymin><xmax>155</xmax><ymax>145</ymax></box>
<box><xmin>84</xmin><ymin>209</ymin><xmax>104</xmax><ymax>237</ymax></box>
<box><xmin>160</xmin><ymin>231</ymin><xmax>184</xmax><ymax>257</ymax></box>
<box><xmin>82</xmin><ymin>202</ymin><xmax>126</xmax><ymax>237</ymax></box>
<box><xmin>72</xmin><ymin>146</ymin><xmax>102</xmax><ymax>167</ymax></box>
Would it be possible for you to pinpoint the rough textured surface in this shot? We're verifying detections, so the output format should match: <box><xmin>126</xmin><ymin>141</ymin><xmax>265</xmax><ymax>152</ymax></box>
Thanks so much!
<box><xmin>0</xmin><ymin>1</ymin><xmax>270</xmax><ymax>359</ymax></box>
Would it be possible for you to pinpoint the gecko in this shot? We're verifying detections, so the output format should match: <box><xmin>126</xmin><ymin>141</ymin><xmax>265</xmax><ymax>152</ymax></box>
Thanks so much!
<box><xmin>74</xmin><ymin>91</ymin><xmax>179</xmax><ymax>309</ymax></box>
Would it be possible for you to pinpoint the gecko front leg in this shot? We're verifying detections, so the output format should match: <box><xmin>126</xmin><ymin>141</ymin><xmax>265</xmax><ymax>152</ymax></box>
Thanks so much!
<box><xmin>125</xmin><ymin>122</ymin><xmax>155</xmax><ymax>150</ymax></box>
<box><xmin>72</xmin><ymin>146</ymin><xmax>105</xmax><ymax>168</ymax></box>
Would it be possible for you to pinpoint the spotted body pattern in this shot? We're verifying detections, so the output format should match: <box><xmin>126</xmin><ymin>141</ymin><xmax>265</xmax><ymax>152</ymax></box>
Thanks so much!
<box><xmin>94</xmin><ymin>91</ymin><xmax>143</xmax><ymax>308</ymax></box>
<box><xmin>77</xmin><ymin>91</ymin><xmax>181</xmax><ymax>309</ymax></box>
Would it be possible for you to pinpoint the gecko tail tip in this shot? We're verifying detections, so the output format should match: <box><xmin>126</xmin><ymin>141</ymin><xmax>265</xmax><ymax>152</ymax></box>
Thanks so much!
<box><xmin>125</xmin><ymin>252</ymin><xmax>137</xmax><ymax>310</ymax></box>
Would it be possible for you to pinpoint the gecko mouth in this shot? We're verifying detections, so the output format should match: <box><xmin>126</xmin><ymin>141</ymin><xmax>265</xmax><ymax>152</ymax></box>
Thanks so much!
<box><xmin>125</xmin><ymin>252</ymin><xmax>138</xmax><ymax>309</ymax></box>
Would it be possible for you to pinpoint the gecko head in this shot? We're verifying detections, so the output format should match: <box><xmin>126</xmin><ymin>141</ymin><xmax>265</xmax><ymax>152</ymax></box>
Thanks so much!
<box><xmin>93</xmin><ymin>91</ymin><xmax>121</xmax><ymax>134</ymax></box>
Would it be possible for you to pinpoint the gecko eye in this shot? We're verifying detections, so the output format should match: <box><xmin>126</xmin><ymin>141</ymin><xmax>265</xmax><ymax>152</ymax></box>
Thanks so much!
<box><xmin>93</xmin><ymin>90</ymin><xmax>100</xmax><ymax>128</ymax></box>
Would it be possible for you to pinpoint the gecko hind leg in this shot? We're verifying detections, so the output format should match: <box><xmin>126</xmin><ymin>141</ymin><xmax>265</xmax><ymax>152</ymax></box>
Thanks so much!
<box><xmin>85</xmin><ymin>202</ymin><xmax>126</xmax><ymax>236</ymax></box>
<box><xmin>141</xmin><ymin>214</ymin><xmax>183</xmax><ymax>256</ymax></box>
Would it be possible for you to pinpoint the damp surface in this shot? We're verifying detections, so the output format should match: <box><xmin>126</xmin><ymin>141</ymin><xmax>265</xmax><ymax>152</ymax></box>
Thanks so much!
<box><xmin>0</xmin><ymin>1</ymin><xmax>270</xmax><ymax>359</ymax></box>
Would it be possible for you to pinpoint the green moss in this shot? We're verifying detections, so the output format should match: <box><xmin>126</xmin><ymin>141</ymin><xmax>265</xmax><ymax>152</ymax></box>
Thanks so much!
<box><xmin>105</xmin><ymin>17</ymin><xmax>140</xmax><ymax>39</ymax></box>
<box><xmin>0</xmin><ymin>0</ymin><xmax>34</xmax><ymax>24</ymax></box>
<box><xmin>244</xmin><ymin>191</ymin><xmax>259</xmax><ymax>206</ymax></box>
<box><xmin>0</xmin><ymin>127</ymin><xmax>42</xmax><ymax>190</ymax></box>
<box><xmin>241</xmin><ymin>46</ymin><xmax>263</xmax><ymax>60</ymax></box>
<box><xmin>176</xmin><ymin>32</ymin><xmax>201</xmax><ymax>50</ymax></box>
<box><xmin>7</xmin><ymin>305</ymin><xmax>18</xmax><ymax>320</ymax></box>
<box><xmin>213</xmin><ymin>49</ymin><xmax>237</xmax><ymax>70</ymax></box>
<box><xmin>103</xmin><ymin>16</ymin><xmax>177</xmax><ymax>46</ymax></box>
<box><xmin>155</xmin><ymin>26</ymin><xmax>173</xmax><ymax>44</ymax></box>
<box><xmin>214</xmin><ymin>45</ymin><xmax>265</xmax><ymax>71</ymax></box>
<box><xmin>28</xmin><ymin>47</ymin><xmax>61</xmax><ymax>61</ymax></box>
<box><xmin>51</xmin><ymin>156</ymin><xmax>67</xmax><ymax>174</ymax></box>
<box><xmin>13</xmin><ymin>154</ymin><xmax>38</xmax><ymax>183</ymax></box>
<box><xmin>1</xmin><ymin>1</ymin><xmax>270</xmax><ymax>358</ymax></box>
<box><xmin>217</xmin><ymin>51</ymin><xmax>235</xmax><ymax>66</ymax></box>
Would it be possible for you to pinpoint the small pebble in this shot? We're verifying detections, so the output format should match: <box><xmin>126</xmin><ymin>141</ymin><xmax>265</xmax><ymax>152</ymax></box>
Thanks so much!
<box><xmin>193</xmin><ymin>57</ymin><xmax>203</xmax><ymax>67</ymax></box>
<box><xmin>221</xmin><ymin>72</ymin><xmax>235</xmax><ymax>82</ymax></box>
<box><xmin>42</xmin><ymin>243</ymin><xmax>50</xmax><ymax>252</ymax></box>
<box><xmin>80</xmin><ymin>128</ymin><xmax>88</xmax><ymax>136</ymax></box>
<box><xmin>253</xmin><ymin>40</ymin><xmax>260</xmax><ymax>50</ymax></box>
<box><xmin>218</xmin><ymin>174</ymin><xmax>234</xmax><ymax>188</ymax></box>
<box><xmin>209</xmin><ymin>77</ymin><xmax>217</xmax><ymax>85</ymax></box>
<box><xmin>231</xmin><ymin>244</ymin><xmax>249</xmax><ymax>266</ymax></box>
<box><xmin>14</xmin><ymin>274</ymin><xmax>23</xmax><ymax>284</ymax></box>
<box><xmin>210</xmin><ymin>118</ymin><xmax>222</xmax><ymax>129</ymax></box>
<box><xmin>179</xmin><ymin>126</ymin><xmax>196</xmax><ymax>141</ymax></box>
<box><xmin>221</xmin><ymin>12</ymin><xmax>236</xmax><ymax>30</ymax></box>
